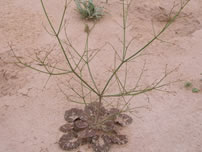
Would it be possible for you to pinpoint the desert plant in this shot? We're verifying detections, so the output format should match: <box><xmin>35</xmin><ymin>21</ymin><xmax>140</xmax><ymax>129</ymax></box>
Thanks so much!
<box><xmin>192</xmin><ymin>88</ymin><xmax>200</xmax><ymax>93</ymax></box>
<box><xmin>74</xmin><ymin>0</ymin><xmax>103</xmax><ymax>19</ymax></box>
<box><xmin>10</xmin><ymin>0</ymin><xmax>191</xmax><ymax>151</ymax></box>
<box><xmin>184</xmin><ymin>81</ymin><xmax>192</xmax><ymax>88</ymax></box>
<box><xmin>184</xmin><ymin>78</ymin><xmax>201</xmax><ymax>93</ymax></box>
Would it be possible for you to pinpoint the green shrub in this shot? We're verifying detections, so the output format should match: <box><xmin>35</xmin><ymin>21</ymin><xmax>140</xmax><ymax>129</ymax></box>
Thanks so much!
<box><xmin>184</xmin><ymin>82</ymin><xmax>192</xmax><ymax>88</ymax></box>
<box><xmin>192</xmin><ymin>88</ymin><xmax>200</xmax><ymax>93</ymax></box>
<box><xmin>74</xmin><ymin>0</ymin><xmax>103</xmax><ymax>19</ymax></box>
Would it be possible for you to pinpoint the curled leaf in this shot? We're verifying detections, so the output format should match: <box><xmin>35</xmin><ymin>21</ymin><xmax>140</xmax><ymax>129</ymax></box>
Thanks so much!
<box><xmin>85</xmin><ymin>102</ymin><xmax>106</xmax><ymax>118</ymax></box>
<box><xmin>109</xmin><ymin>134</ymin><xmax>128</xmax><ymax>145</ymax></box>
<box><xmin>59</xmin><ymin>131</ymin><xmax>80</xmax><ymax>150</ymax></box>
<box><xmin>74</xmin><ymin>119</ymin><xmax>89</xmax><ymax>131</ymax></box>
<box><xmin>64</xmin><ymin>108</ymin><xmax>85</xmax><ymax>123</ymax></box>
<box><xmin>91</xmin><ymin>135</ymin><xmax>111</xmax><ymax>152</ymax></box>
<box><xmin>60</xmin><ymin>123</ymin><xmax>74</xmax><ymax>133</ymax></box>
<box><xmin>115</xmin><ymin>114</ymin><xmax>133</xmax><ymax>127</ymax></box>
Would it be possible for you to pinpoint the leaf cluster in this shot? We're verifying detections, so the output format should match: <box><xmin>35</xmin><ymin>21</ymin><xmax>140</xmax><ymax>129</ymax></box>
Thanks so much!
<box><xmin>74</xmin><ymin>0</ymin><xmax>103</xmax><ymax>19</ymax></box>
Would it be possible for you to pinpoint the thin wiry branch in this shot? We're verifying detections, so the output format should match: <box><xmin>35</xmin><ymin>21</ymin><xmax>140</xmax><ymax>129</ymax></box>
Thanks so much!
<box><xmin>103</xmin><ymin>65</ymin><xmax>178</xmax><ymax>97</ymax></box>
<box><xmin>41</xmin><ymin>0</ymin><xmax>99</xmax><ymax>95</ymax></box>
<box><xmin>101</xmin><ymin>0</ymin><xmax>190</xmax><ymax>96</ymax></box>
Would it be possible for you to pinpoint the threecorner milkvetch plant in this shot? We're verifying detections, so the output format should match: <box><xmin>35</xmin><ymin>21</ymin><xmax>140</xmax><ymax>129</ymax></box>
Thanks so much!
<box><xmin>10</xmin><ymin>0</ymin><xmax>191</xmax><ymax>151</ymax></box>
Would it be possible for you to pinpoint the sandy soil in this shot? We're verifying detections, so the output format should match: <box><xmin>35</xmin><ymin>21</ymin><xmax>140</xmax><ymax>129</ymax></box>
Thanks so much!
<box><xmin>0</xmin><ymin>0</ymin><xmax>202</xmax><ymax>152</ymax></box>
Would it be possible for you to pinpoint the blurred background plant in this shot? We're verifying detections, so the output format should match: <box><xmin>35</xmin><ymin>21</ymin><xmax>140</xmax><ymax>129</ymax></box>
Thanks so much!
<box><xmin>74</xmin><ymin>0</ymin><xmax>104</xmax><ymax>19</ymax></box>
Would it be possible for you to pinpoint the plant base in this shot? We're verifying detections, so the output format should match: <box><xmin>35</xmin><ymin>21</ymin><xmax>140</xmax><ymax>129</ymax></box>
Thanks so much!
<box><xmin>59</xmin><ymin>102</ymin><xmax>133</xmax><ymax>152</ymax></box>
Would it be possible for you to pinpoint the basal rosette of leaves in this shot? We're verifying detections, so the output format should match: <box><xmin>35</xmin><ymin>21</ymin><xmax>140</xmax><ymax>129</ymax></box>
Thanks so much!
<box><xmin>59</xmin><ymin>102</ymin><xmax>132</xmax><ymax>152</ymax></box>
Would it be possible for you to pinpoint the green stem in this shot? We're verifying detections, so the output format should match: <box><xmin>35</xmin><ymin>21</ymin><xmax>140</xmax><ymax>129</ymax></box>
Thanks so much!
<box><xmin>85</xmin><ymin>32</ymin><xmax>100</xmax><ymax>93</ymax></box>
<box><xmin>101</xmin><ymin>0</ymin><xmax>190</xmax><ymax>96</ymax></box>
<box><xmin>41</xmin><ymin>0</ymin><xmax>99</xmax><ymax>96</ymax></box>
